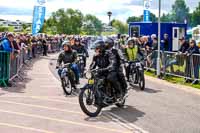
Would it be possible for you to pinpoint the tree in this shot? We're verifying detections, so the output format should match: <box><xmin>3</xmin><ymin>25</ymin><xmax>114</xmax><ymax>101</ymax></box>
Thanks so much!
<box><xmin>161</xmin><ymin>13</ymin><xmax>172</xmax><ymax>22</ymax></box>
<box><xmin>0</xmin><ymin>26</ymin><xmax>9</xmax><ymax>32</ymax></box>
<box><xmin>46</xmin><ymin>8</ymin><xmax>83</xmax><ymax>34</ymax></box>
<box><xmin>82</xmin><ymin>14</ymin><xmax>103</xmax><ymax>35</ymax></box>
<box><xmin>191</xmin><ymin>2</ymin><xmax>200</xmax><ymax>27</ymax></box>
<box><xmin>111</xmin><ymin>19</ymin><xmax>128</xmax><ymax>34</ymax></box>
<box><xmin>127</xmin><ymin>16</ymin><xmax>142</xmax><ymax>23</ymax></box>
<box><xmin>150</xmin><ymin>12</ymin><xmax>157</xmax><ymax>22</ymax></box>
<box><xmin>171</xmin><ymin>0</ymin><xmax>189</xmax><ymax>23</ymax></box>
<box><xmin>126</xmin><ymin>12</ymin><xmax>157</xmax><ymax>23</ymax></box>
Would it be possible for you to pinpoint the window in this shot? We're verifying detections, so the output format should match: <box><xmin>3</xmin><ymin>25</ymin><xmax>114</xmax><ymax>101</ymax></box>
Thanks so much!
<box><xmin>131</xmin><ymin>26</ymin><xmax>140</xmax><ymax>37</ymax></box>
<box><xmin>174</xmin><ymin>29</ymin><xmax>177</xmax><ymax>38</ymax></box>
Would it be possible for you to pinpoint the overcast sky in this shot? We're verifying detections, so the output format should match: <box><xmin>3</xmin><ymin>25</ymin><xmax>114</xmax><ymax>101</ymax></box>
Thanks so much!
<box><xmin>0</xmin><ymin>0</ymin><xmax>199</xmax><ymax>23</ymax></box>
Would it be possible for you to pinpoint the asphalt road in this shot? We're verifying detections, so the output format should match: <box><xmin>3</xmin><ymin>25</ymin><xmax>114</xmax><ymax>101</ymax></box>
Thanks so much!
<box><xmin>49</xmin><ymin>50</ymin><xmax>200</xmax><ymax>133</ymax></box>
<box><xmin>0</xmin><ymin>50</ymin><xmax>199</xmax><ymax>133</ymax></box>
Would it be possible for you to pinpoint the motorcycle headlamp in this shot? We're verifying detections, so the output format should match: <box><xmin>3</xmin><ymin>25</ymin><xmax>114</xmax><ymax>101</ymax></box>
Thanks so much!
<box><xmin>85</xmin><ymin>71</ymin><xmax>92</xmax><ymax>79</ymax></box>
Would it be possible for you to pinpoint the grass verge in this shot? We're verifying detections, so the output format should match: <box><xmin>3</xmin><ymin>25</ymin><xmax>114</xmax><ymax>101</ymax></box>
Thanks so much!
<box><xmin>145</xmin><ymin>71</ymin><xmax>200</xmax><ymax>89</ymax></box>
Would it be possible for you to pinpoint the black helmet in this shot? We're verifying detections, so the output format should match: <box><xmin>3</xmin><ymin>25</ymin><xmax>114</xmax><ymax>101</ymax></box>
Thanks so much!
<box><xmin>104</xmin><ymin>37</ymin><xmax>114</xmax><ymax>49</ymax></box>
<box><xmin>94</xmin><ymin>40</ymin><xmax>105</xmax><ymax>50</ymax></box>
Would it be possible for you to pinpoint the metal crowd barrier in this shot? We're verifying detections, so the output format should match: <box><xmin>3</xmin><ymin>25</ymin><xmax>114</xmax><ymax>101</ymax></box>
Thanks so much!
<box><xmin>144</xmin><ymin>50</ymin><xmax>200</xmax><ymax>83</ymax></box>
<box><xmin>0</xmin><ymin>51</ymin><xmax>10</xmax><ymax>87</ymax></box>
<box><xmin>9</xmin><ymin>50</ymin><xmax>26</xmax><ymax>81</ymax></box>
<box><xmin>0</xmin><ymin>42</ymin><xmax>61</xmax><ymax>87</ymax></box>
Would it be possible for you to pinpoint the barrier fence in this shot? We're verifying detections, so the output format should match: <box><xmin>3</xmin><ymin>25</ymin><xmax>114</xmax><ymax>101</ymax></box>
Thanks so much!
<box><xmin>145</xmin><ymin>50</ymin><xmax>200</xmax><ymax>83</ymax></box>
<box><xmin>0</xmin><ymin>42</ymin><xmax>61</xmax><ymax>87</ymax></box>
<box><xmin>0</xmin><ymin>51</ymin><xmax>10</xmax><ymax>87</ymax></box>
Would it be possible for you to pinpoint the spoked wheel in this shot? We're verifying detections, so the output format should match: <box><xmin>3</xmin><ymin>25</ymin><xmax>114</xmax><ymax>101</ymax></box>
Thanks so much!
<box><xmin>61</xmin><ymin>76</ymin><xmax>72</xmax><ymax>95</ymax></box>
<box><xmin>138</xmin><ymin>71</ymin><xmax>145</xmax><ymax>90</ymax></box>
<box><xmin>130</xmin><ymin>71</ymin><xmax>136</xmax><ymax>85</ymax></box>
<box><xmin>79</xmin><ymin>88</ymin><xmax>102</xmax><ymax>117</ymax></box>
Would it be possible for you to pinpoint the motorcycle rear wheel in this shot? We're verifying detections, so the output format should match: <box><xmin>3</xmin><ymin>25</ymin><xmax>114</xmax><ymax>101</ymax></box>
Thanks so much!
<box><xmin>61</xmin><ymin>76</ymin><xmax>73</xmax><ymax>95</ymax></box>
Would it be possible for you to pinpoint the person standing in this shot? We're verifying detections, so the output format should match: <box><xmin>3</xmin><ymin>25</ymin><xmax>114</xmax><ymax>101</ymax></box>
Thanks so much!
<box><xmin>42</xmin><ymin>37</ymin><xmax>47</xmax><ymax>56</ymax></box>
<box><xmin>185</xmin><ymin>39</ymin><xmax>199</xmax><ymax>84</ymax></box>
<box><xmin>161</xmin><ymin>33</ymin><xmax>170</xmax><ymax>73</ymax></box>
<box><xmin>31</xmin><ymin>36</ymin><xmax>37</xmax><ymax>58</ymax></box>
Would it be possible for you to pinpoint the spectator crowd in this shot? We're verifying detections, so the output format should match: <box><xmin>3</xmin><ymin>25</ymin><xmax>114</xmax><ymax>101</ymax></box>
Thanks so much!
<box><xmin>118</xmin><ymin>34</ymin><xmax>200</xmax><ymax>84</ymax></box>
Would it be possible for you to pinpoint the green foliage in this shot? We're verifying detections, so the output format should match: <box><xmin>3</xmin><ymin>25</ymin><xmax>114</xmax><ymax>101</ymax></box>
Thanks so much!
<box><xmin>46</xmin><ymin>8</ymin><xmax>84</xmax><ymax>34</ymax></box>
<box><xmin>101</xmin><ymin>31</ymin><xmax>116</xmax><ymax>36</ymax></box>
<box><xmin>145</xmin><ymin>71</ymin><xmax>200</xmax><ymax>89</ymax></box>
<box><xmin>82</xmin><ymin>14</ymin><xmax>103</xmax><ymax>35</ymax></box>
<box><xmin>0</xmin><ymin>26</ymin><xmax>9</xmax><ymax>32</ymax></box>
<box><xmin>127</xmin><ymin>16</ymin><xmax>142</xmax><ymax>23</ymax></box>
<box><xmin>8</xmin><ymin>26</ymin><xmax>14</xmax><ymax>32</ymax></box>
<box><xmin>126</xmin><ymin>12</ymin><xmax>157</xmax><ymax>23</ymax></box>
<box><xmin>191</xmin><ymin>2</ymin><xmax>200</xmax><ymax>27</ymax></box>
<box><xmin>111</xmin><ymin>19</ymin><xmax>128</xmax><ymax>34</ymax></box>
<box><xmin>171</xmin><ymin>0</ymin><xmax>189</xmax><ymax>23</ymax></box>
<box><xmin>161</xmin><ymin>13</ymin><xmax>172</xmax><ymax>22</ymax></box>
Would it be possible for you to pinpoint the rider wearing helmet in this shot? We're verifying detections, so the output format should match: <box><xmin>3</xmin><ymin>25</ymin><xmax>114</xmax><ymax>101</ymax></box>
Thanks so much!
<box><xmin>125</xmin><ymin>38</ymin><xmax>138</xmax><ymax>81</ymax></box>
<box><xmin>56</xmin><ymin>40</ymin><xmax>80</xmax><ymax>85</ymax></box>
<box><xmin>90</xmin><ymin>40</ymin><xmax>109</xmax><ymax>70</ymax></box>
<box><xmin>99</xmin><ymin>38</ymin><xmax>128</xmax><ymax>97</ymax></box>
<box><xmin>71</xmin><ymin>38</ymin><xmax>89</xmax><ymax>67</ymax></box>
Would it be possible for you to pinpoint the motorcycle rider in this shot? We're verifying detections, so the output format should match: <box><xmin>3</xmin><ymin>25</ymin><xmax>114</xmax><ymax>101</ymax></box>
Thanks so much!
<box><xmin>125</xmin><ymin>38</ymin><xmax>138</xmax><ymax>82</ymax></box>
<box><xmin>56</xmin><ymin>41</ymin><xmax>80</xmax><ymax>85</ymax></box>
<box><xmin>90</xmin><ymin>40</ymin><xmax>110</xmax><ymax>70</ymax></box>
<box><xmin>71</xmin><ymin>38</ymin><xmax>89</xmax><ymax>68</ymax></box>
<box><xmin>97</xmin><ymin>38</ymin><xmax>128</xmax><ymax>98</ymax></box>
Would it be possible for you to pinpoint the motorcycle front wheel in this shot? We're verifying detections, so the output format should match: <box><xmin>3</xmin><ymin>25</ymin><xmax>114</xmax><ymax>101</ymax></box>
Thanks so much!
<box><xmin>79</xmin><ymin>88</ymin><xmax>102</xmax><ymax>117</ymax></box>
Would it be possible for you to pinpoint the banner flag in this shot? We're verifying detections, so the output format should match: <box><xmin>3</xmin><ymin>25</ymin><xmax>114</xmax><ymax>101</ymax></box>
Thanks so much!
<box><xmin>32</xmin><ymin>0</ymin><xmax>46</xmax><ymax>35</ymax></box>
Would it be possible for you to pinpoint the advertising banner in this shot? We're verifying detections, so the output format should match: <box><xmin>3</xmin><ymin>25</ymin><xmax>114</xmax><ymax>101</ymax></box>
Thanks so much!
<box><xmin>32</xmin><ymin>0</ymin><xmax>46</xmax><ymax>35</ymax></box>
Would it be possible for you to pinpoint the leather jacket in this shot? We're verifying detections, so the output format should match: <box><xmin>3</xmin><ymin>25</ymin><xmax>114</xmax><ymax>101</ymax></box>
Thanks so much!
<box><xmin>57</xmin><ymin>51</ymin><xmax>77</xmax><ymax>66</ymax></box>
<box><xmin>102</xmin><ymin>48</ymin><xmax>124</xmax><ymax>73</ymax></box>
<box><xmin>90</xmin><ymin>52</ymin><xmax>110</xmax><ymax>70</ymax></box>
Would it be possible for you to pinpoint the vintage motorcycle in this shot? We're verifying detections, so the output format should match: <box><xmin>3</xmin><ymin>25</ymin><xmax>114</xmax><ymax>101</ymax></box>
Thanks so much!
<box><xmin>79</xmin><ymin>69</ymin><xmax>128</xmax><ymax>117</ymax></box>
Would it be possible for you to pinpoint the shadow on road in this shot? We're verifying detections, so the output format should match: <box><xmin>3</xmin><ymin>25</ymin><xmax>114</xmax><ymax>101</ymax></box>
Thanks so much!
<box><xmin>0</xmin><ymin>58</ymin><xmax>39</xmax><ymax>94</ymax></box>
<box><xmin>85</xmin><ymin>105</ymin><xmax>145</xmax><ymax>125</ymax></box>
<box><xmin>130</xmin><ymin>84</ymin><xmax>162</xmax><ymax>93</ymax></box>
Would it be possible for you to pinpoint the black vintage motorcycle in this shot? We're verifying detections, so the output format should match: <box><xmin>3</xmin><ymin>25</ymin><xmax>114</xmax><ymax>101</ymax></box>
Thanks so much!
<box><xmin>79</xmin><ymin>69</ymin><xmax>128</xmax><ymax>117</ymax></box>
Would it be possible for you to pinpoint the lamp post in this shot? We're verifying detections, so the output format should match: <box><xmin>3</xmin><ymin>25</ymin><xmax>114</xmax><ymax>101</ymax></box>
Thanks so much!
<box><xmin>107</xmin><ymin>11</ymin><xmax>112</xmax><ymax>26</ymax></box>
<box><xmin>157</xmin><ymin>0</ymin><xmax>161</xmax><ymax>76</ymax></box>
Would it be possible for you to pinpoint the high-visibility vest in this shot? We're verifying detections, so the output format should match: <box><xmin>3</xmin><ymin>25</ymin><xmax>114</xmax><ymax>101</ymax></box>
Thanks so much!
<box><xmin>126</xmin><ymin>46</ymin><xmax>138</xmax><ymax>61</ymax></box>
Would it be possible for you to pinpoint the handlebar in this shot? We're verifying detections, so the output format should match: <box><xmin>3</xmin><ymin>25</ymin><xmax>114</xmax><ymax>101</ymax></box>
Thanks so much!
<box><xmin>56</xmin><ymin>63</ymin><xmax>71</xmax><ymax>69</ymax></box>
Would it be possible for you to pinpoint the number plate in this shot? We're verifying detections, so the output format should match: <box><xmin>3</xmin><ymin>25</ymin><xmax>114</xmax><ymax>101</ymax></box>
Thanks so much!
<box><xmin>88</xmin><ymin>79</ymin><xmax>94</xmax><ymax>85</ymax></box>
